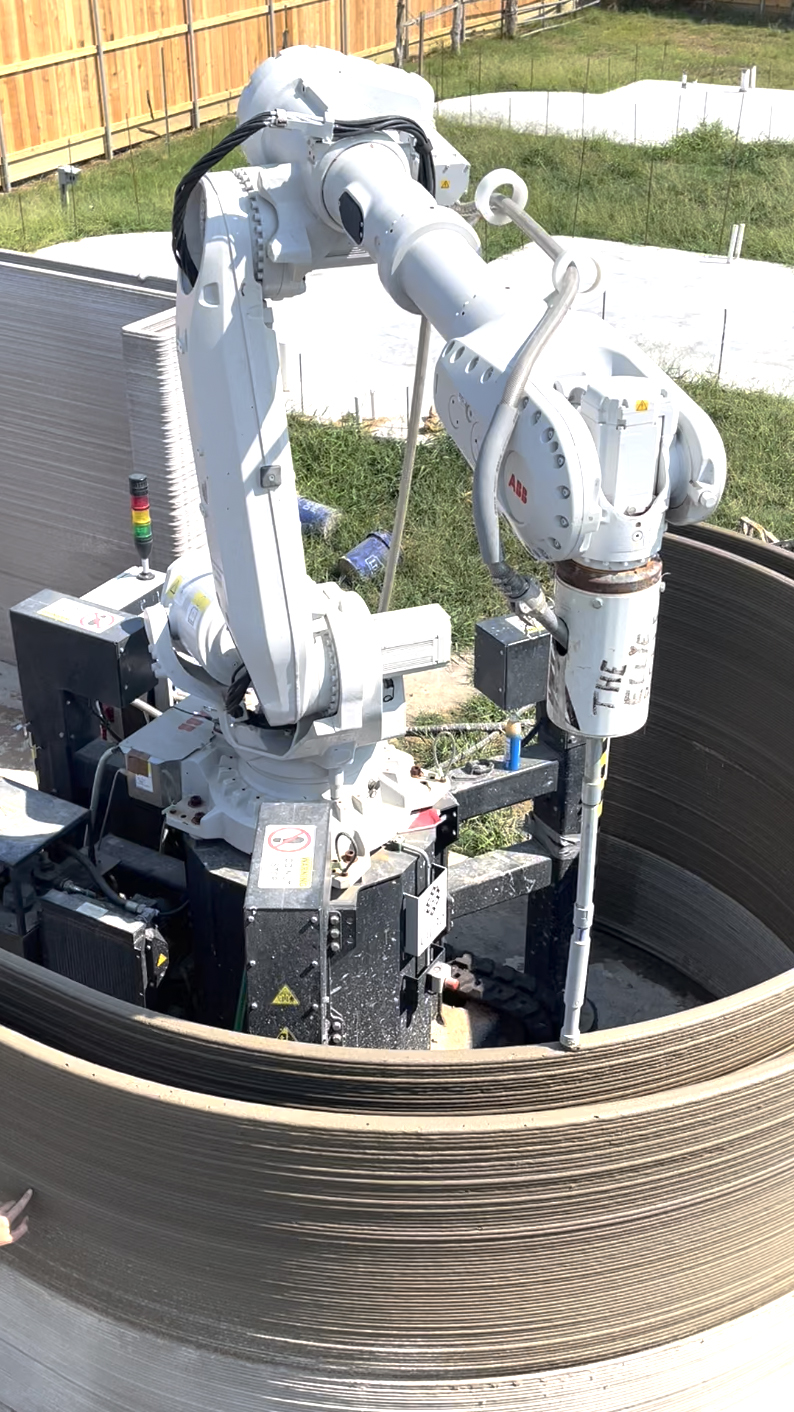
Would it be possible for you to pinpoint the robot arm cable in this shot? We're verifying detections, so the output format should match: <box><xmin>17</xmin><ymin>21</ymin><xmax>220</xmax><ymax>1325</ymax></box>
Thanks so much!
<box><xmin>331</xmin><ymin>116</ymin><xmax>436</xmax><ymax>197</ymax></box>
<box><xmin>172</xmin><ymin>111</ymin><xmax>280</xmax><ymax>284</ymax></box>
<box><xmin>173</xmin><ymin>111</ymin><xmax>436</xmax><ymax>287</ymax></box>
<box><xmin>472</xmin><ymin>258</ymin><xmax>579</xmax><ymax>649</ymax></box>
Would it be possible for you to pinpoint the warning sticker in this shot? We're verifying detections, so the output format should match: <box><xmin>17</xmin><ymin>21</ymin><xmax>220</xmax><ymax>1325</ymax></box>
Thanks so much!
<box><xmin>258</xmin><ymin>824</ymin><xmax>316</xmax><ymax>890</ymax></box>
<box><xmin>127</xmin><ymin>752</ymin><xmax>154</xmax><ymax>794</ymax></box>
<box><xmin>272</xmin><ymin>984</ymin><xmax>300</xmax><ymax>1007</ymax></box>
<box><xmin>38</xmin><ymin>598</ymin><xmax>123</xmax><ymax>633</ymax></box>
<box><xmin>277</xmin><ymin>1026</ymin><xmax>298</xmax><ymax>1041</ymax></box>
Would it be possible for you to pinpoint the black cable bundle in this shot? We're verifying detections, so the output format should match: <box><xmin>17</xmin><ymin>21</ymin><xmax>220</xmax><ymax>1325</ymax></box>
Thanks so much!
<box><xmin>224</xmin><ymin>663</ymin><xmax>252</xmax><ymax>715</ymax></box>
<box><xmin>172</xmin><ymin>111</ymin><xmax>279</xmax><ymax>286</ymax></box>
<box><xmin>331</xmin><ymin>115</ymin><xmax>436</xmax><ymax>198</ymax></box>
<box><xmin>172</xmin><ymin>110</ymin><xmax>436</xmax><ymax>288</ymax></box>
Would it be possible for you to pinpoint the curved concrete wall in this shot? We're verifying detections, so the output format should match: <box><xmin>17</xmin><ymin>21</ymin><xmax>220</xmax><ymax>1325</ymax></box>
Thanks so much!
<box><xmin>0</xmin><ymin>528</ymin><xmax>792</xmax><ymax>1409</ymax></box>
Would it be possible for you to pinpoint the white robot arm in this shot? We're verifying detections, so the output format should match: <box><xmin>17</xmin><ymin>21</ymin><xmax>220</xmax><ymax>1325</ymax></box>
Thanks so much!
<box><xmin>149</xmin><ymin>47</ymin><xmax>725</xmax><ymax>982</ymax></box>
<box><xmin>170</xmin><ymin>45</ymin><xmax>724</xmax><ymax>746</ymax></box>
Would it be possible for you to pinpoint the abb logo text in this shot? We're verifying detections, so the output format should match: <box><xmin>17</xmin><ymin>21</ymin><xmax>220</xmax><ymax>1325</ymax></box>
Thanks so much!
<box><xmin>508</xmin><ymin>472</ymin><xmax>528</xmax><ymax>505</ymax></box>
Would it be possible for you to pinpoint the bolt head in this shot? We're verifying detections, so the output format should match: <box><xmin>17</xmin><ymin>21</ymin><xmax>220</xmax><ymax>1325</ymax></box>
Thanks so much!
<box><xmin>329</xmin><ymin>940</ymin><xmax>342</xmax><ymax>954</ymax></box>
<box><xmin>187</xmin><ymin>795</ymin><xmax>203</xmax><ymax>808</ymax></box>
<box><xmin>592</xmin><ymin>597</ymin><xmax>603</xmax><ymax>609</ymax></box>
<box><xmin>330</xmin><ymin>1034</ymin><xmax>343</xmax><ymax>1045</ymax></box>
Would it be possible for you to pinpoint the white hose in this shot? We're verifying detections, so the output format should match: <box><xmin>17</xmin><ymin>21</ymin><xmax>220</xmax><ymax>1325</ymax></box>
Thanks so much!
<box><xmin>131</xmin><ymin>697</ymin><xmax>161</xmax><ymax>720</ymax></box>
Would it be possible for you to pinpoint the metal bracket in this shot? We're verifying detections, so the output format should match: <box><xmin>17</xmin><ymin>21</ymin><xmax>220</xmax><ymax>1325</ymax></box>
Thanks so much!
<box><xmin>260</xmin><ymin>464</ymin><xmax>282</xmax><ymax>489</ymax></box>
<box><xmin>405</xmin><ymin>864</ymin><xmax>448</xmax><ymax>960</ymax></box>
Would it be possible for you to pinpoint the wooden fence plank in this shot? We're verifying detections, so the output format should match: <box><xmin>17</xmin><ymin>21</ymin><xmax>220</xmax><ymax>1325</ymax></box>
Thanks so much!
<box><xmin>0</xmin><ymin>0</ymin><xmax>519</xmax><ymax>183</ymax></box>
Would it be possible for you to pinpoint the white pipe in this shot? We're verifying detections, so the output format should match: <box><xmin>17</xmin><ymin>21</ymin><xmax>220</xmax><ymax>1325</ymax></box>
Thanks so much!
<box><xmin>131</xmin><ymin>697</ymin><xmax>162</xmax><ymax>719</ymax></box>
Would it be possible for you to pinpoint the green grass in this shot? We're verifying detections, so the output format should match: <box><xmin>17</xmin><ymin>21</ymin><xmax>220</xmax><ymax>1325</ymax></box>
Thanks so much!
<box><xmin>440</xmin><ymin>117</ymin><xmax>794</xmax><ymax>265</ymax></box>
<box><xmin>417</xmin><ymin>8</ymin><xmax>794</xmax><ymax>99</ymax></box>
<box><xmin>290</xmin><ymin>414</ymin><xmax>520</xmax><ymax>646</ymax></box>
<box><xmin>289</xmin><ymin>373</ymin><xmax>794</xmax><ymax>656</ymax></box>
<box><xmin>5</xmin><ymin>95</ymin><xmax>794</xmax><ymax>267</ymax></box>
<box><xmin>0</xmin><ymin>119</ymin><xmax>239</xmax><ymax>254</ymax></box>
<box><xmin>680</xmin><ymin>375</ymin><xmax>794</xmax><ymax>539</ymax></box>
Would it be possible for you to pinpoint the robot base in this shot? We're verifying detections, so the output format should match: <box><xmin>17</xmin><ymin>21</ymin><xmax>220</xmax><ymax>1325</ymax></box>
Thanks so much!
<box><xmin>123</xmin><ymin>703</ymin><xmax>448</xmax><ymax>882</ymax></box>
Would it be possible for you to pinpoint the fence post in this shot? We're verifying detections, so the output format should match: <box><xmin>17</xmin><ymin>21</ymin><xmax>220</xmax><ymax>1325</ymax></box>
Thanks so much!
<box><xmin>185</xmin><ymin>0</ymin><xmax>200</xmax><ymax>129</ymax></box>
<box><xmin>504</xmin><ymin>0</ymin><xmax>518</xmax><ymax>38</ymax></box>
<box><xmin>418</xmin><ymin>13</ymin><xmax>425</xmax><ymax>75</ymax></box>
<box><xmin>451</xmin><ymin>0</ymin><xmax>464</xmax><ymax>54</ymax></box>
<box><xmin>268</xmin><ymin>0</ymin><xmax>277</xmax><ymax>56</ymax></box>
<box><xmin>340</xmin><ymin>0</ymin><xmax>350</xmax><ymax>54</ymax></box>
<box><xmin>0</xmin><ymin>99</ymin><xmax>11</xmax><ymax>194</ymax></box>
<box><xmin>88</xmin><ymin>0</ymin><xmax>114</xmax><ymax>160</ymax></box>
<box><xmin>160</xmin><ymin>47</ymin><xmax>171</xmax><ymax>153</ymax></box>
<box><xmin>395</xmin><ymin>0</ymin><xmax>406</xmax><ymax>67</ymax></box>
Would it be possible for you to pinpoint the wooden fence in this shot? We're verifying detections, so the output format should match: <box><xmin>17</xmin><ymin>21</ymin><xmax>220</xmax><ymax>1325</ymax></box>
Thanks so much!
<box><xmin>0</xmin><ymin>0</ymin><xmax>546</xmax><ymax>188</ymax></box>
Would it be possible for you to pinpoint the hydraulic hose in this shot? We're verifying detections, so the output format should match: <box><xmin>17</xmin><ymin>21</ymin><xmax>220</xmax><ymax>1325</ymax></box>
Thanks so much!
<box><xmin>60</xmin><ymin>844</ymin><xmax>147</xmax><ymax>917</ymax></box>
<box><xmin>471</xmin><ymin>259</ymin><xmax>579</xmax><ymax>648</ymax></box>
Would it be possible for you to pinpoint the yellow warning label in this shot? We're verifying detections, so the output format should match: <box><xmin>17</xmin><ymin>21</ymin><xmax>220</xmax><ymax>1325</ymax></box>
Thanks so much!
<box><xmin>272</xmin><ymin>984</ymin><xmax>300</xmax><ymax>1006</ymax></box>
<box><xmin>277</xmin><ymin>1026</ymin><xmax>297</xmax><ymax>1041</ymax></box>
<box><xmin>156</xmin><ymin>952</ymin><xmax>168</xmax><ymax>968</ymax></box>
<box><xmin>635</xmin><ymin>399</ymin><xmax>649</xmax><ymax>412</ymax></box>
<box><xmin>191</xmin><ymin>590</ymin><xmax>211</xmax><ymax>612</ymax></box>
<box><xmin>166</xmin><ymin>575</ymin><xmax>182</xmax><ymax>598</ymax></box>
<box><xmin>441</xmin><ymin>178</ymin><xmax>451</xmax><ymax>189</ymax></box>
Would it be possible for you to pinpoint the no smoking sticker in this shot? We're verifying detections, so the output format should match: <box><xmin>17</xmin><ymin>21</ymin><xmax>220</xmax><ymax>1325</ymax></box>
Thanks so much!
<box><xmin>259</xmin><ymin>824</ymin><xmax>316</xmax><ymax>890</ymax></box>
<box><xmin>38</xmin><ymin>598</ymin><xmax>121</xmax><ymax>634</ymax></box>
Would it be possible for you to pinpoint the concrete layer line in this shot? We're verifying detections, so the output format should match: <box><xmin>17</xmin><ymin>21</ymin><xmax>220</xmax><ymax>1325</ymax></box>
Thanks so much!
<box><xmin>0</xmin><ymin>1264</ymin><xmax>791</xmax><ymax>1412</ymax></box>
<box><xmin>1</xmin><ymin>529</ymin><xmax>794</xmax><ymax>1406</ymax></box>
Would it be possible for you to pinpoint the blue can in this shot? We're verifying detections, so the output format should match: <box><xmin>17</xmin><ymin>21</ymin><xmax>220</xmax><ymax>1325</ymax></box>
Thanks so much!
<box><xmin>504</xmin><ymin>721</ymin><xmax>522</xmax><ymax>772</ymax></box>
<box><xmin>337</xmin><ymin>531</ymin><xmax>393</xmax><ymax>581</ymax></box>
<box><xmin>298</xmin><ymin>496</ymin><xmax>341</xmax><ymax>539</ymax></box>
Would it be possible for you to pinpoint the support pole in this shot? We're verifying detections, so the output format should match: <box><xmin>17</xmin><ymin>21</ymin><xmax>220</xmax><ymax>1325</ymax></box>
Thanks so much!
<box><xmin>89</xmin><ymin>0</ymin><xmax>114</xmax><ymax>161</ymax></box>
<box><xmin>418</xmin><ymin>13</ymin><xmax>425</xmax><ymax>76</ymax></box>
<box><xmin>268</xmin><ymin>0</ymin><xmax>277</xmax><ymax>56</ymax></box>
<box><xmin>504</xmin><ymin>0</ymin><xmax>518</xmax><ymax>39</ymax></box>
<box><xmin>0</xmin><ymin>99</ymin><xmax>11</xmax><ymax>194</ymax></box>
<box><xmin>560</xmin><ymin>737</ymin><xmax>608</xmax><ymax>1050</ymax></box>
<box><xmin>378</xmin><ymin>316</ymin><xmax>432</xmax><ymax>614</ymax></box>
<box><xmin>185</xmin><ymin>0</ymin><xmax>200</xmax><ymax>129</ymax></box>
<box><xmin>160</xmin><ymin>47</ymin><xmax>171</xmax><ymax>153</ymax></box>
<box><xmin>451</xmin><ymin>1</ymin><xmax>463</xmax><ymax>55</ymax></box>
<box><xmin>395</xmin><ymin>1</ymin><xmax>406</xmax><ymax>67</ymax></box>
<box><xmin>340</xmin><ymin>0</ymin><xmax>349</xmax><ymax>54</ymax></box>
